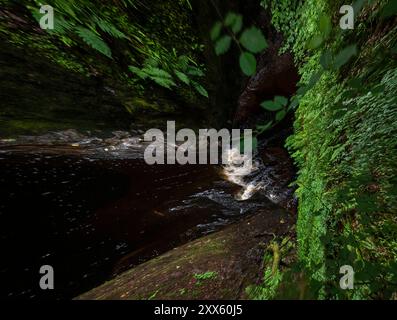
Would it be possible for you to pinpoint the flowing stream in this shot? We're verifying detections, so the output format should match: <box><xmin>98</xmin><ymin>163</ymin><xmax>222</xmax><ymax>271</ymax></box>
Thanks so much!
<box><xmin>0</xmin><ymin>130</ymin><xmax>290</xmax><ymax>299</ymax></box>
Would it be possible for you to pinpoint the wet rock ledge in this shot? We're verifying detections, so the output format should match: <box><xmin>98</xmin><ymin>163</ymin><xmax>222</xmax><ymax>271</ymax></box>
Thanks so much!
<box><xmin>76</xmin><ymin>204</ymin><xmax>295</xmax><ymax>300</ymax></box>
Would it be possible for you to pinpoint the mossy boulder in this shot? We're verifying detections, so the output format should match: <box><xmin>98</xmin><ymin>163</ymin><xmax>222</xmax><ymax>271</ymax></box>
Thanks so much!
<box><xmin>77</xmin><ymin>205</ymin><xmax>295</xmax><ymax>300</ymax></box>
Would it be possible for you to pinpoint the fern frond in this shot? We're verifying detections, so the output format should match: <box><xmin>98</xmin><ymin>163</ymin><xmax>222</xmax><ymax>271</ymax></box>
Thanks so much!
<box><xmin>120</xmin><ymin>0</ymin><xmax>138</xmax><ymax>9</ymax></box>
<box><xmin>174</xmin><ymin>70</ymin><xmax>190</xmax><ymax>85</ymax></box>
<box><xmin>94</xmin><ymin>17</ymin><xmax>127</xmax><ymax>39</ymax></box>
<box><xmin>151</xmin><ymin>77</ymin><xmax>176</xmax><ymax>89</ymax></box>
<box><xmin>144</xmin><ymin>67</ymin><xmax>173</xmax><ymax>79</ymax></box>
<box><xmin>53</xmin><ymin>15</ymin><xmax>75</xmax><ymax>34</ymax></box>
<box><xmin>129</xmin><ymin>66</ymin><xmax>148</xmax><ymax>79</ymax></box>
<box><xmin>28</xmin><ymin>6</ymin><xmax>73</xmax><ymax>34</ymax></box>
<box><xmin>187</xmin><ymin>66</ymin><xmax>205</xmax><ymax>77</ymax></box>
<box><xmin>192</xmin><ymin>81</ymin><xmax>209</xmax><ymax>98</ymax></box>
<box><xmin>53</xmin><ymin>0</ymin><xmax>83</xmax><ymax>23</ymax></box>
<box><xmin>177</xmin><ymin>55</ymin><xmax>190</xmax><ymax>72</ymax></box>
<box><xmin>74</xmin><ymin>27</ymin><xmax>112</xmax><ymax>58</ymax></box>
<box><xmin>143</xmin><ymin>57</ymin><xmax>160</xmax><ymax>68</ymax></box>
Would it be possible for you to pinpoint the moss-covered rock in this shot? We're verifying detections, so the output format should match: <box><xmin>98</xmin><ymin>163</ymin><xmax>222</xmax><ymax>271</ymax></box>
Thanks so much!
<box><xmin>77</xmin><ymin>205</ymin><xmax>295</xmax><ymax>300</ymax></box>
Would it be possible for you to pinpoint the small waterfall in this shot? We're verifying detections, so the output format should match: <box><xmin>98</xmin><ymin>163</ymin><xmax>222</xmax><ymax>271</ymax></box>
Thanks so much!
<box><xmin>222</xmin><ymin>147</ymin><xmax>266</xmax><ymax>201</ymax></box>
<box><xmin>222</xmin><ymin>145</ymin><xmax>292</xmax><ymax>206</ymax></box>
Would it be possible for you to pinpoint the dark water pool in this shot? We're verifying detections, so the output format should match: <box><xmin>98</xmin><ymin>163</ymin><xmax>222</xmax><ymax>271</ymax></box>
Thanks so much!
<box><xmin>0</xmin><ymin>146</ymin><xmax>267</xmax><ymax>299</ymax></box>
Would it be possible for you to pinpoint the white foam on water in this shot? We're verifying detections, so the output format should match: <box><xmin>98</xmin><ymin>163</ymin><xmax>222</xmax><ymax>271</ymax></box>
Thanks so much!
<box><xmin>222</xmin><ymin>147</ymin><xmax>264</xmax><ymax>201</ymax></box>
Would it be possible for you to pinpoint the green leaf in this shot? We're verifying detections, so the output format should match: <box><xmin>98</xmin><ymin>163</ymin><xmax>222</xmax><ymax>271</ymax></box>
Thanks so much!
<box><xmin>307</xmin><ymin>35</ymin><xmax>324</xmax><ymax>50</ymax></box>
<box><xmin>319</xmin><ymin>14</ymin><xmax>332</xmax><ymax>38</ymax></box>
<box><xmin>333</xmin><ymin>44</ymin><xmax>357</xmax><ymax>69</ymax></box>
<box><xmin>275</xmin><ymin>109</ymin><xmax>287</xmax><ymax>122</ymax></box>
<box><xmin>210</xmin><ymin>22</ymin><xmax>222</xmax><ymax>41</ymax></box>
<box><xmin>274</xmin><ymin>96</ymin><xmax>288</xmax><ymax>107</ymax></box>
<box><xmin>30</xmin><ymin>6</ymin><xmax>42</xmax><ymax>24</ymax></box>
<box><xmin>94</xmin><ymin>17</ymin><xmax>127</xmax><ymax>39</ymax></box>
<box><xmin>192</xmin><ymin>81</ymin><xmax>209</xmax><ymax>98</ymax></box>
<box><xmin>320</xmin><ymin>50</ymin><xmax>333</xmax><ymax>69</ymax></box>
<box><xmin>225</xmin><ymin>12</ymin><xmax>243</xmax><ymax>34</ymax></box>
<box><xmin>330</xmin><ymin>145</ymin><xmax>345</xmax><ymax>162</ymax></box>
<box><xmin>75</xmin><ymin>27</ymin><xmax>112</xmax><ymax>58</ymax></box>
<box><xmin>215</xmin><ymin>35</ymin><xmax>232</xmax><ymax>55</ymax></box>
<box><xmin>261</xmin><ymin>100</ymin><xmax>283</xmax><ymax>111</ymax></box>
<box><xmin>144</xmin><ymin>67</ymin><xmax>173</xmax><ymax>79</ymax></box>
<box><xmin>177</xmin><ymin>55</ymin><xmax>190</xmax><ymax>71</ymax></box>
<box><xmin>239</xmin><ymin>52</ymin><xmax>257</xmax><ymax>76</ymax></box>
<box><xmin>225</xmin><ymin>12</ymin><xmax>237</xmax><ymax>26</ymax></box>
<box><xmin>232</xmin><ymin>15</ymin><xmax>243</xmax><ymax>33</ymax></box>
<box><xmin>239</xmin><ymin>27</ymin><xmax>268</xmax><ymax>53</ymax></box>
<box><xmin>151</xmin><ymin>77</ymin><xmax>176</xmax><ymax>89</ymax></box>
<box><xmin>187</xmin><ymin>66</ymin><xmax>205</xmax><ymax>77</ymax></box>
<box><xmin>35</xmin><ymin>12</ymin><xmax>73</xmax><ymax>35</ymax></box>
<box><xmin>174</xmin><ymin>70</ymin><xmax>190</xmax><ymax>85</ymax></box>
<box><xmin>129</xmin><ymin>66</ymin><xmax>148</xmax><ymax>79</ymax></box>
<box><xmin>132</xmin><ymin>66</ymin><xmax>177</xmax><ymax>89</ymax></box>
<box><xmin>232</xmin><ymin>15</ymin><xmax>243</xmax><ymax>34</ymax></box>
<box><xmin>144</xmin><ymin>57</ymin><xmax>159</xmax><ymax>68</ymax></box>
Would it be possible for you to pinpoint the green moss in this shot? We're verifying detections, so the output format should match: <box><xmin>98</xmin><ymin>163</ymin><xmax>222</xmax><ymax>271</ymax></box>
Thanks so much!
<box><xmin>264</xmin><ymin>0</ymin><xmax>397</xmax><ymax>299</ymax></box>
<box><xmin>193</xmin><ymin>271</ymin><xmax>218</xmax><ymax>285</ymax></box>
